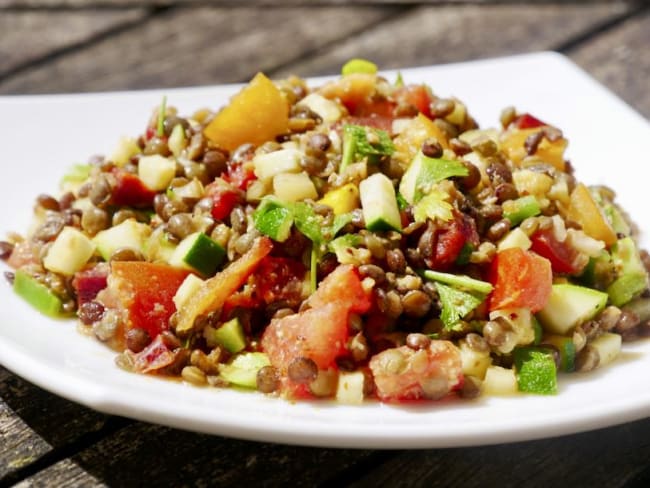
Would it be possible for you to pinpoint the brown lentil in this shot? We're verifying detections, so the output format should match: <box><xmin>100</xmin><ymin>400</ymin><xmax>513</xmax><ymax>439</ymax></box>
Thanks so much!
<box><xmin>459</xmin><ymin>375</ymin><xmax>482</xmax><ymax>399</ymax></box>
<box><xmin>112</xmin><ymin>209</ymin><xmax>137</xmax><ymax>226</ymax></box>
<box><xmin>465</xmin><ymin>333</ymin><xmax>489</xmax><ymax>353</ymax></box>
<box><xmin>576</xmin><ymin>345</ymin><xmax>600</xmax><ymax>372</ymax></box>
<box><xmin>421</xmin><ymin>138</ymin><xmax>443</xmax><ymax>158</ymax></box>
<box><xmin>500</xmin><ymin>106</ymin><xmax>517</xmax><ymax>128</ymax></box>
<box><xmin>430</xmin><ymin>98</ymin><xmax>455</xmax><ymax>118</ymax></box>
<box><xmin>36</xmin><ymin>194</ymin><xmax>60</xmax><ymax>212</ymax></box>
<box><xmin>181</xmin><ymin>365</ymin><xmax>207</xmax><ymax>386</ymax></box>
<box><xmin>34</xmin><ymin>215</ymin><xmax>65</xmax><ymax>242</ymax></box>
<box><xmin>167</xmin><ymin>213</ymin><xmax>195</xmax><ymax>240</ymax></box>
<box><xmin>81</xmin><ymin>206</ymin><xmax>110</xmax><ymax>235</ymax></box>
<box><xmin>402</xmin><ymin>290</ymin><xmax>431</xmax><ymax>318</ymax></box>
<box><xmin>202</xmin><ymin>150</ymin><xmax>228</xmax><ymax>178</ymax></box>
<box><xmin>288</xmin><ymin>357</ymin><xmax>318</xmax><ymax>384</ymax></box>
<box><xmin>472</xmin><ymin>138</ymin><xmax>498</xmax><ymax>157</ymax></box>
<box><xmin>160</xmin><ymin>330</ymin><xmax>182</xmax><ymax>350</ymax></box>
<box><xmin>386</xmin><ymin>248</ymin><xmax>407</xmax><ymax>274</ymax></box>
<box><xmin>486</xmin><ymin>218</ymin><xmax>511</xmax><ymax>242</ymax></box>
<box><xmin>358</xmin><ymin>264</ymin><xmax>386</xmax><ymax>284</ymax></box>
<box><xmin>0</xmin><ymin>241</ymin><xmax>14</xmax><ymax>260</ymax></box>
<box><xmin>308</xmin><ymin>133</ymin><xmax>331</xmax><ymax>153</ymax></box>
<box><xmin>59</xmin><ymin>192</ymin><xmax>76</xmax><ymax>210</ymax></box>
<box><xmin>486</xmin><ymin>162</ymin><xmax>512</xmax><ymax>184</ymax></box>
<box><xmin>144</xmin><ymin>136</ymin><xmax>170</xmax><ymax>156</ymax></box>
<box><xmin>3</xmin><ymin>271</ymin><xmax>14</xmax><ymax>285</ymax></box>
<box><xmin>89</xmin><ymin>175</ymin><xmax>112</xmax><ymax>208</ymax></box>
<box><xmin>93</xmin><ymin>309</ymin><xmax>119</xmax><ymax>341</ymax></box>
<box><xmin>375</xmin><ymin>288</ymin><xmax>403</xmax><ymax>318</ymax></box>
<box><xmin>615</xmin><ymin>309</ymin><xmax>640</xmax><ymax>333</ymax></box>
<box><xmin>406</xmin><ymin>333</ymin><xmax>431</xmax><ymax>351</ymax></box>
<box><xmin>256</xmin><ymin>365</ymin><xmax>280</xmax><ymax>393</ymax></box>
<box><xmin>449</xmin><ymin>138</ymin><xmax>472</xmax><ymax>156</ymax></box>
<box><xmin>350</xmin><ymin>332</ymin><xmax>369</xmax><ymax>362</ymax></box>
<box><xmin>126</xmin><ymin>327</ymin><xmax>151</xmax><ymax>353</ymax></box>
<box><xmin>494</xmin><ymin>182</ymin><xmax>519</xmax><ymax>203</ymax></box>
<box><xmin>524</xmin><ymin>130</ymin><xmax>544</xmax><ymax>155</ymax></box>
<box><xmin>78</xmin><ymin>301</ymin><xmax>105</xmax><ymax>325</ymax></box>
<box><xmin>309</xmin><ymin>369</ymin><xmax>338</xmax><ymax>397</ymax></box>
<box><xmin>110</xmin><ymin>247</ymin><xmax>144</xmax><ymax>262</ymax></box>
<box><xmin>457</xmin><ymin>160</ymin><xmax>481</xmax><ymax>190</ymax></box>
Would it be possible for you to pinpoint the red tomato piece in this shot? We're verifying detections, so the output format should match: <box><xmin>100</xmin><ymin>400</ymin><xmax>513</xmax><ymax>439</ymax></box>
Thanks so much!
<box><xmin>369</xmin><ymin>341</ymin><xmax>463</xmax><ymax>402</ymax></box>
<box><xmin>110</xmin><ymin>169</ymin><xmax>157</xmax><ymax>207</ymax></box>
<box><xmin>513</xmin><ymin>113</ymin><xmax>546</xmax><ymax>129</ymax></box>
<box><xmin>350</xmin><ymin>99</ymin><xmax>396</xmax><ymax>118</ymax></box>
<box><xmin>204</xmin><ymin>180</ymin><xmax>241</xmax><ymax>221</ymax></box>
<box><xmin>394</xmin><ymin>85</ymin><xmax>433</xmax><ymax>118</ymax></box>
<box><xmin>424</xmin><ymin>213</ymin><xmax>479</xmax><ymax>270</ymax></box>
<box><xmin>530</xmin><ymin>228</ymin><xmax>585</xmax><ymax>275</ymax></box>
<box><xmin>489</xmin><ymin>247</ymin><xmax>552</xmax><ymax>313</ymax></box>
<box><xmin>109</xmin><ymin>262</ymin><xmax>190</xmax><ymax>340</ymax></box>
<box><xmin>224</xmin><ymin>162</ymin><xmax>256</xmax><ymax>191</ymax></box>
<box><xmin>308</xmin><ymin>264</ymin><xmax>372</xmax><ymax>314</ymax></box>
<box><xmin>343</xmin><ymin>116</ymin><xmax>394</xmax><ymax>133</ymax></box>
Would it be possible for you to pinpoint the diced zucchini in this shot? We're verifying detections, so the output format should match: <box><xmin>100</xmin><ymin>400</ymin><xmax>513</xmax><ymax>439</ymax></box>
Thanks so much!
<box><xmin>606</xmin><ymin>237</ymin><xmax>648</xmax><ymax>306</ymax></box>
<box><xmin>109</xmin><ymin>136</ymin><xmax>141</xmax><ymax>166</ymax></box>
<box><xmin>458</xmin><ymin>338</ymin><xmax>491</xmax><ymax>379</ymax></box>
<box><xmin>421</xmin><ymin>269</ymin><xmax>493</xmax><ymax>294</ymax></box>
<box><xmin>138</xmin><ymin>154</ymin><xmax>176</xmax><ymax>191</ymax></box>
<box><xmin>254</xmin><ymin>197</ymin><xmax>294</xmax><ymax>242</ymax></box>
<box><xmin>341</xmin><ymin>58</ymin><xmax>377</xmax><ymax>75</ymax></box>
<box><xmin>253</xmin><ymin>148</ymin><xmax>302</xmax><ymax>180</ymax></box>
<box><xmin>590</xmin><ymin>332</ymin><xmax>621</xmax><ymax>367</ymax></box>
<box><xmin>219</xmin><ymin>352</ymin><xmax>270</xmax><ymax>389</ymax></box>
<box><xmin>173</xmin><ymin>274</ymin><xmax>204</xmax><ymax>310</ymax></box>
<box><xmin>93</xmin><ymin>219</ymin><xmax>151</xmax><ymax>261</ymax></box>
<box><xmin>298</xmin><ymin>93</ymin><xmax>342</xmax><ymax>124</ymax></box>
<box><xmin>168</xmin><ymin>123</ymin><xmax>187</xmax><ymax>157</ymax></box>
<box><xmin>502</xmin><ymin>195</ymin><xmax>540</xmax><ymax>226</ymax></box>
<box><xmin>273</xmin><ymin>172</ymin><xmax>318</xmax><ymax>202</ymax></box>
<box><xmin>537</xmin><ymin>284</ymin><xmax>608</xmax><ymax>335</ymax></box>
<box><xmin>497</xmin><ymin>227</ymin><xmax>532</xmax><ymax>251</ymax></box>
<box><xmin>359</xmin><ymin>173</ymin><xmax>402</xmax><ymax>232</ymax></box>
<box><xmin>60</xmin><ymin>164</ymin><xmax>91</xmax><ymax>193</ymax></box>
<box><xmin>482</xmin><ymin>366</ymin><xmax>518</xmax><ymax>396</ymax></box>
<box><xmin>335</xmin><ymin>370</ymin><xmax>365</xmax><ymax>405</ymax></box>
<box><xmin>143</xmin><ymin>226</ymin><xmax>177</xmax><ymax>263</ymax></box>
<box><xmin>541</xmin><ymin>335</ymin><xmax>576</xmax><ymax>372</ymax></box>
<box><xmin>13</xmin><ymin>269</ymin><xmax>65</xmax><ymax>317</ymax></box>
<box><xmin>43</xmin><ymin>226</ymin><xmax>96</xmax><ymax>275</ymax></box>
<box><xmin>398</xmin><ymin>152</ymin><xmax>467</xmax><ymax>205</ymax></box>
<box><xmin>169</xmin><ymin>232</ymin><xmax>225</xmax><ymax>277</ymax></box>
<box><xmin>204</xmin><ymin>317</ymin><xmax>246</xmax><ymax>353</ymax></box>
<box><xmin>168</xmin><ymin>178</ymin><xmax>204</xmax><ymax>202</ymax></box>
<box><xmin>513</xmin><ymin>347</ymin><xmax>558</xmax><ymax>395</ymax></box>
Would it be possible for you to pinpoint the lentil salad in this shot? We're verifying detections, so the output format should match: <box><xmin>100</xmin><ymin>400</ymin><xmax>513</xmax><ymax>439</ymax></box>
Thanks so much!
<box><xmin>3</xmin><ymin>60</ymin><xmax>650</xmax><ymax>404</ymax></box>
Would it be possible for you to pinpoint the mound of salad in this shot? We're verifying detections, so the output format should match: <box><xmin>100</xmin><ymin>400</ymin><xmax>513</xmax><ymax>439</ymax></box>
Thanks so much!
<box><xmin>3</xmin><ymin>58</ymin><xmax>650</xmax><ymax>403</ymax></box>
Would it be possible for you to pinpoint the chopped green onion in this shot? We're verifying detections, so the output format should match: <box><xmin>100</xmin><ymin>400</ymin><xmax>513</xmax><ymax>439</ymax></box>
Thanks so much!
<box><xmin>341</xmin><ymin>58</ymin><xmax>378</xmax><ymax>76</ymax></box>
<box><xmin>157</xmin><ymin>95</ymin><xmax>167</xmax><ymax>138</ymax></box>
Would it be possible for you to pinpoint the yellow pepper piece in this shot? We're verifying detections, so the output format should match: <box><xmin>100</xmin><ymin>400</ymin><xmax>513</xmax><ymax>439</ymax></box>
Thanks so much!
<box><xmin>567</xmin><ymin>183</ymin><xmax>617</xmax><ymax>246</ymax></box>
<box><xmin>204</xmin><ymin>73</ymin><xmax>289</xmax><ymax>151</ymax></box>
<box><xmin>319</xmin><ymin>183</ymin><xmax>360</xmax><ymax>215</ymax></box>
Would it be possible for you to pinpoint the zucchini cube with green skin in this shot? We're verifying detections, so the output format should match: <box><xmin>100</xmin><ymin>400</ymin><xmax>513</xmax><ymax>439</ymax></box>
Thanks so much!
<box><xmin>169</xmin><ymin>232</ymin><xmax>225</xmax><ymax>277</ymax></box>
<box><xmin>359</xmin><ymin>172</ymin><xmax>402</xmax><ymax>232</ymax></box>
<box><xmin>204</xmin><ymin>317</ymin><xmax>246</xmax><ymax>353</ymax></box>
<box><xmin>13</xmin><ymin>269</ymin><xmax>65</xmax><ymax>317</ymax></box>
<box><xmin>502</xmin><ymin>195</ymin><xmax>541</xmax><ymax>226</ymax></box>
<box><xmin>254</xmin><ymin>196</ymin><xmax>294</xmax><ymax>242</ymax></box>
<box><xmin>93</xmin><ymin>219</ymin><xmax>151</xmax><ymax>261</ymax></box>
<box><xmin>513</xmin><ymin>347</ymin><xmax>558</xmax><ymax>395</ymax></box>
<box><xmin>541</xmin><ymin>335</ymin><xmax>576</xmax><ymax>372</ymax></box>
<box><xmin>537</xmin><ymin>284</ymin><xmax>608</xmax><ymax>335</ymax></box>
<box><xmin>43</xmin><ymin>226</ymin><xmax>96</xmax><ymax>275</ymax></box>
<box><xmin>219</xmin><ymin>352</ymin><xmax>271</xmax><ymax>389</ymax></box>
<box><xmin>606</xmin><ymin>237</ymin><xmax>648</xmax><ymax>306</ymax></box>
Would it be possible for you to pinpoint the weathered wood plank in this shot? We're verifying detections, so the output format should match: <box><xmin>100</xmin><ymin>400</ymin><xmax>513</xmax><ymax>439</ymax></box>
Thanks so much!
<box><xmin>0</xmin><ymin>9</ymin><xmax>148</xmax><ymax>78</ymax></box>
<box><xmin>0</xmin><ymin>367</ymin><xmax>110</xmax><ymax>482</ymax></box>
<box><xmin>569</xmin><ymin>11</ymin><xmax>650</xmax><ymax>119</ymax></box>
<box><xmin>0</xmin><ymin>5</ymin><xmax>400</xmax><ymax>94</ymax></box>
<box><xmin>346</xmin><ymin>418</ymin><xmax>650</xmax><ymax>487</ymax></box>
<box><xmin>272</xmin><ymin>2</ymin><xmax>633</xmax><ymax>78</ymax></box>
<box><xmin>16</xmin><ymin>422</ymin><xmax>376</xmax><ymax>487</ymax></box>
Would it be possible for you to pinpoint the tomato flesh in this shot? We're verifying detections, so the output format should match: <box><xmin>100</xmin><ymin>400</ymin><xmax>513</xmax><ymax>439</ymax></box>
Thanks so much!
<box><xmin>205</xmin><ymin>180</ymin><xmax>242</xmax><ymax>220</ymax></box>
<box><xmin>395</xmin><ymin>85</ymin><xmax>432</xmax><ymax>118</ymax></box>
<box><xmin>530</xmin><ymin>228</ymin><xmax>584</xmax><ymax>275</ymax></box>
<box><xmin>489</xmin><ymin>247</ymin><xmax>552</xmax><ymax>313</ymax></box>
<box><xmin>308</xmin><ymin>264</ymin><xmax>372</xmax><ymax>314</ymax></box>
<box><xmin>110</xmin><ymin>170</ymin><xmax>157</xmax><ymax>207</ymax></box>
<box><xmin>513</xmin><ymin>113</ymin><xmax>547</xmax><ymax>129</ymax></box>
<box><xmin>423</xmin><ymin>213</ymin><xmax>479</xmax><ymax>270</ymax></box>
<box><xmin>109</xmin><ymin>262</ymin><xmax>190</xmax><ymax>339</ymax></box>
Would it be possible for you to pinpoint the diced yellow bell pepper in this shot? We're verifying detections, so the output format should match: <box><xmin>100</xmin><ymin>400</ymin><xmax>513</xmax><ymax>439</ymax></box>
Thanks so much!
<box><xmin>204</xmin><ymin>73</ymin><xmax>289</xmax><ymax>151</ymax></box>
<box><xmin>318</xmin><ymin>183</ymin><xmax>360</xmax><ymax>215</ymax></box>
<box><xmin>567</xmin><ymin>183</ymin><xmax>617</xmax><ymax>246</ymax></box>
<box><xmin>500</xmin><ymin>128</ymin><xmax>567</xmax><ymax>171</ymax></box>
<box><xmin>394</xmin><ymin>113</ymin><xmax>450</xmax><ymax>165</ymax></box>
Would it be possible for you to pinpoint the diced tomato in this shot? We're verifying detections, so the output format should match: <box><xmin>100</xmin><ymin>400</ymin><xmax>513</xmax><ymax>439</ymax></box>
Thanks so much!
<box><xmin>131</xmin><ymin>335</ymin><xmax>176</xmax><ymax>373</ymax></box>
<box><xmin>72</xmin><ymin>264</ymin><xmax>109</xmax><ymax>305</ymax></box>
<box><xmin>308</xmin><ymin>264</ymin><xmax>372</xmax><ymax>314</ymax></box>
<box><xmin>489</xmin><ymin>247</ymin><xmax>552</xmax><ymax>313</ymax></box>
<box><xmin>262</xmin><ymin>302</ymin><xmax>350</xmax><ymax>373</ymax></box>
<box><xmin>224</xmin><ymin>162</ymin><xmax>256</xmax><ymax>191</ymax></box>
<box><xmin>513</xmin><ymin>113</ymin><xmax>546</xmax><ymax>129</ymax></box>
<box><xmin>205</xmin><ymin>179</ymin><xmax>242</xmax><ymax>220</ymax></box>
<box><xmin>530</xmin><ymin>228</ymin><xmax>585</xmax><ymax>275</ymax></box>
<box><xmin>394</xmin><ymin>84</ymin><xmax>432</xmax><ymax>118</ymax></box>
<box><xmin>110</xmin><ymin>169</ymin><xmax>157</xmax><ymax>207</ymax></box>
<box><xmin>145</xmin><ymin>126</ymin><xmax>156</xmax><ymax>140</ymax></box>
<box><xmin>261</xmin><ymin>264</ymin><xmax>372</xmax><ymax>396</ymax></box>
<box><xmin>343</xmin><ymin>116</ymin><xmax>394</xmax><ymax>133</ymax></box>
<box><xmin>109</xmin><ymin>262</ymin><xmax>190</xmax><ymax>340</ymax></box>
<box><xmin>350</xmin><ymin>99</ymin><xmax>396</xmax><ymax>118</ymax></box>
<box><xmin>423</xmin><ymin>213</ymin><xmax>479</xmax><ymax>271</ymax></box>
<box><xmin>369</xmin><ymin>341</ymin><xmax>463</xmax><ymax>402</ymax></box>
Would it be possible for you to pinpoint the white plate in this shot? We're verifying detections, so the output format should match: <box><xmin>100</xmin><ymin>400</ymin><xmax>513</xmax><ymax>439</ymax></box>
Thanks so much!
<box><xmin>1</xmin><ymin>52</ymin><xmax>649</xmax><ymax>449</ymax></box>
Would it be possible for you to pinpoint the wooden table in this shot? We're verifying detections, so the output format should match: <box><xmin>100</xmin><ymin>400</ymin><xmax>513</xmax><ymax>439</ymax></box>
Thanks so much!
<box><xmin>1</xmin><ymin>1</ymin><xmax>650</xmax><ymax>486</ymax></box>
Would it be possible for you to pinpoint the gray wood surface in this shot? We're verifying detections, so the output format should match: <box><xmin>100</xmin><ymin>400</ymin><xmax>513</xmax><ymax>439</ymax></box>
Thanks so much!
<box><xmin>0</xmin><ymin>2</ymin><xmax>649</xmax><ymax>487</ymax></box>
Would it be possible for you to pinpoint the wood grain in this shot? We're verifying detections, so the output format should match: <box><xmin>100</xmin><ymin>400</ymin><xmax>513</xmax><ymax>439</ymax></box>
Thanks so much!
<box><xmin>17</xmin><ymin>422</ymin><xmax>376</xmax><ymax>487</ymax></box>
<box><xmin>346</xmin><ymin>418</ymin><xmax>650</xmax><ymax>487</ymax></box>
<box><xmin>0</xmin><ymin>367</ymin><xmax>109</xmax><ymax>482</ymax></box>
<box><xmin>0</xmin><ymin>5</ymin><xmax>399</xmax><ymax>94</ymax></box>
<box><xmin>0</xmin><ymin>9</ymin><xmax>148</xmax><ymax>78</ymax></box>
<box><xmin>272</xmin><ymin>2</ymin><xmax>632</xmax><ymax>78</ymax></box>
<box><xmin>569</xmin><ymin>10</ymin><xmax>650</xmax><ymax>118</ymax></box>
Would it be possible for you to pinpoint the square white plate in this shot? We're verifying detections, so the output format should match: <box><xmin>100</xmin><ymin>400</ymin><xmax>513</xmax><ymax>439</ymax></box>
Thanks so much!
<box><xmin>1</xmin><ymin>52</ymin><xmax>649</xmax><ymax>448</ymax></box>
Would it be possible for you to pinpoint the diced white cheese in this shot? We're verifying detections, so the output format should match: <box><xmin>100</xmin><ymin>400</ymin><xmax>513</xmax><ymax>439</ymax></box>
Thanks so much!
<box><xmin>43</xmin><ymin>226</ymin><xmax>96</xmax><ymax>275</ymax></box>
